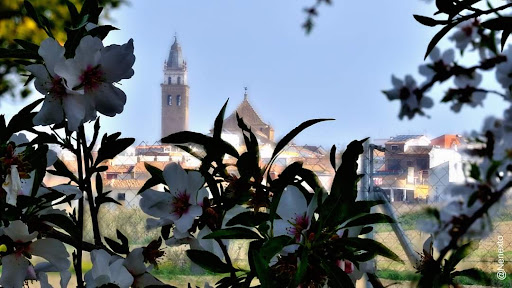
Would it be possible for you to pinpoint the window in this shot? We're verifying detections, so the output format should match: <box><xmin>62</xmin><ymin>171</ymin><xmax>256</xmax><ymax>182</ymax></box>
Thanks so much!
<box><xmin>417</xmin><ymin>159</ymin><xmax>429</xmax><ymax>170</ymax></box>
<box><xmin>177</xmin><ymin>76</ymin><xmax>181</xmax><ymax>85</ymax></box>
<box><xmin>106</xmin><ymin>173</ymin><xmax>117</xmax><ymax>180</ymax></box>
<box><xmin>167</xmin><ymin>95</ymin><xmax>172</xmax><ymax>106</ymax></box>
<box><xmin>391</xmin><ymin>145</ymin><xmax>399</xmax><ymax>151</ymax></box>
<box><xmin>168</xmin><ymin>77</ymin><xmax>171</xmax><ymax>84</ymax></box>
<box><xmin>388</xmin><ymin>159</ymin><xmax>401</xmax><ymax>171</ymax></box>
<box><xmin>406</xmin><ymin>160</ymin><xmax>413</xmax><ymax>167</ymax></box>
<box><xmin>177</xmin><ymin>95</ymin><xmax>181</xmax><ymax>106</ymax></box>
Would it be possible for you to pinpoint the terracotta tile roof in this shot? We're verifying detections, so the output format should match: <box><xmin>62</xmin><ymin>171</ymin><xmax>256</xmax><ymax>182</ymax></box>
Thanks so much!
<box><xmin>104</xmin><ymin>179</ymin><xmax>147</xmax><ymax>189</ymax></box>
<box><xmin>106</xmin><ymin>165</ymin><xmax>134</xmax><ymax>173</ymax></box>
<box><xmin>386</xmin><ymin>135</ymin><xmax>424</xmax><ymax>144</ymax></box>
<box><xmin>133</xmin><ymin>161</ymin><xmax>167</xmax><ymax>173</ymax></box>
<box><xmin>223</xmin><ymin>98</ymin><xmax>270</xmax><ymax>132</ymax></box>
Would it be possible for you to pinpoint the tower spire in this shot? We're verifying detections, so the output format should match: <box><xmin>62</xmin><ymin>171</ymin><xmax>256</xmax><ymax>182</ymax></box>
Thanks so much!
<box><xmin>244</xmin><ymin>87</ymin><xmax>248</xmax><ymax>100</ymax></box>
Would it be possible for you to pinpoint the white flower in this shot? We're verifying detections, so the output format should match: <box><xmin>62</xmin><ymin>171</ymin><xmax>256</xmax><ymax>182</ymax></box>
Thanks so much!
<box><xmin>384</xmin><ymin>75</ymin><xmax>434</xmax><ymax>119</ymax></box>
<box><xmin>2</xmin><ymin>165</ymin><xmax>22</xmax><ymax>206</ymax></box>
<box><xmin>496</xmin><ymin>46</ymin><xmax>512</xmax><ymax>89</ymax></box>
<box><xmin>273</xmin><ymin>185</ymin><xmax>317</xmax><ymax>255</ymax></box>
<box><xmin>84</xmin><ymin>249</ymin><xmax>134</xmax><ymax>288</ymax></box>
<box><xmin>418</xmin><ymin>47</ymin><xmax>455</xmax><ymax>83</ymax></box>
<box><xmin>33</xmin><ymin>262</ymin><xmax>72</xmax><ymax>288</ymax></box>
<box><xmin>26</xmin><ymin>38</ymin><xmax>95</xmax><ymax>131</ymax></box>
<box><xmin>0</xmin><ymin>221</ymin><xmax>70</xmax><ymax>288</ymax></box>
<box><xmin>450</xmin><ymin>20</ymin><xmax>478</xmax><ymax>51</ymax></box>
<box><xmin>55</xmin><ymin>35</ymin><xmax>135</xmax><ymax>118</ymax></box>
<box><xmin>417</xmin><ymin>184</ymin><xmax>496</xmax><ymax>251</ymax></box>
<box><xmin>140</xmin><ymin>163</ymin><xmax>204</xmax><ymax>234</ymax></box>
<box><xmin>450</xmin><ymin>71</ymin><xmax>486</xmax><ymax>112</ymax></box>
<box><xmin>123</xmin><ymin>248</ymin><xmax>166</xmax><ymax>288</ymax></box>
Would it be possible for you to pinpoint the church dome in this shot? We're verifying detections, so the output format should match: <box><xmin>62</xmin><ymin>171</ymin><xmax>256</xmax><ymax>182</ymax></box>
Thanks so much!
<box><xmin>167</xmin><ymin>36</ymin><xmax>184</xmax><ymax>69</ymax></box>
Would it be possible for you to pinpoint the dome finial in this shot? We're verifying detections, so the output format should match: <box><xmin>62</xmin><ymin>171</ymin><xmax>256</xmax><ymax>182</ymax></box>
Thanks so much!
<box><xmin>244</xmin><ymin>87</ymin><xmax>248</xmax><ymax>100</ymax></box>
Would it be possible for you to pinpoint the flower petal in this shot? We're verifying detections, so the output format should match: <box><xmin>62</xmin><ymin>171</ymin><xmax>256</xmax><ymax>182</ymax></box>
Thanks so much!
<box><xmin>74</xmin><ymin>36</ymin><xmax>103</xmax><ymax>69</ymax></box>
<box><xmin>33</xmin><ymin>94</ymin><xmax>64</xmax><ymax>127</ymax></box>
<box><xmin>187</xmin><ymin>171</ymin><xmax>204</xmax><ymax>196</ymax></box>
<box><xmin>163</xmin><ymin>163</ymin><xmax>187</xmax><ymax>194</ymax></box>
<box><xmin>140</xmin><ymin>189</ymin><xmax>173</xmax><ymax>218</ymax></box>
<box><xmin>0</xmin><ymin>254</ymin><xmax>29</xmax><ymax>288</ymax></box>
<box><xmin>39</xmin><ymin>38</ymin><xmax>65</xmax><ymax>76</ymax></box>
<box><xmin>29</xmin><ymin>238</ymin><xmax>70</xmax><ymax>271</ymax></box>
<box><xmin>110</xmin><ymin>259</ymin><xmax>134</xmax><ymax>288</ymax></box>
<box><xmin>273</xmin><ymin>219</ymin><xmax>292</xmax><ymax>237</ymax></box>
<box><xmin>90</xmin><ymin>83</ymin><xmax>126</xmax><ymax>116</ymax></box>
<box><xmin>100</xmin><ymin>39</ymin><xmax>135</xmax><ymax>83</ymax></box>
<box><xmin>277</xmin><ymin>185</ymin><xmax>307</xmax><ymax>221</ymax></box>
<box><xmin>62</xmin><ymin>93</ymin><xmax>86</xmax><ymax>131</ymax></box>
<box><xmin>26</xmin><ymin>64</ymin><xmax>53</xmax><ymax>94</ymax></box>
<box><xmin>132</xmin><ymin>273</ymin><xmax>165</xmax><ymax>288</ymax></box>
<box><xmin>54</xmin><ymin>58</ymin><xmax>83</xmax><ymax>91</ymax></box>
<box><xmin>123</xmin><ymin>248</ymin><xmax>147</xmax><ymax>276</ymax></box>
<box><xmin>174</xmin><ymin>205</ymin><xmax>202</xmax><ymax>233</ymax></box>
<box><xmin>3</xmin><ymin>220</ymin><xmax>38</xmax><ymax>243</ymax></box>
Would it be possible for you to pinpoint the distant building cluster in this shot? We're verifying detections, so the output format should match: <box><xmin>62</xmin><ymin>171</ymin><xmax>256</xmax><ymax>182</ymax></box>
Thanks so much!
<box><xmin>45</xmin><ymin>37</ymin><xmax>470</xmax><ymax>209</ymax></box>
<box><xmin>372</xmin><ymin>134</ymin><xmax>466</xmax><ymax>203</ymax></box>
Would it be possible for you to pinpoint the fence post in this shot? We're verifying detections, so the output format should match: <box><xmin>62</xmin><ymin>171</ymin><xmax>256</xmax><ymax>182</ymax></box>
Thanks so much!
<box><xmin>356</xmin><ymin>141</ymin><xmax>372</xmax><ymax>288</ymax></box>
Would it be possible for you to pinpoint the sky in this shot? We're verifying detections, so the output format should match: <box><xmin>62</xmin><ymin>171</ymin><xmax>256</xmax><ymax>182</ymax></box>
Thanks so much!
<box><xmin>1</xmin><ymin>0</ymin><xmax>508</xmax><ymax>148</ymax></box>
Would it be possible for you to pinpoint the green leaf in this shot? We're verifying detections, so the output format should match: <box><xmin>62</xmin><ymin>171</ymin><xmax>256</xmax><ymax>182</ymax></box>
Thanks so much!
<box><xmin>424</xmin><ymin>22</ymin><xmax>458</xmax><ymax>60</ymax></box>
<box><xmin>225</xmin><ymin>211</ymin><xmax>269</xmax><ymax>227</ymax></box>
<box><xmin>203</xmin><ymin>227</ymin><xmax>262</xmax><ymax>240</ymax></box>
<box><xmin>162</xmin><ymin>131</ymin><xmax>239</xmax><ymax>159</ymax></box>
<box><xmin>452</xmin><ymin>268</ymin><xmax>493</xmax><ymax>286</ymax></box>
<box><xmin>469</xmin><ymin>163</ymin><xmax>481</xmax><ymax>181</ymax></box>
<box><xmin>293</xmin><ymin>248</ymin><xmax>309</xmax><ymax>286</ymax></box>
<box><xmin>342</xmin><ymin>213</ymin><xmax>395</xmax><ymax>228</ymax></box>
<box><xmin>39</xmin><ymin>213</ymin><xmax>79</xmax><ymax>239</ymax></box>
<box><xmin>79</xmin><ymin>0</ymin><xmax>102</xmax><ymax>24</ymax></box>
<box><xmin>447</xmin><ymin>241</ymin><xmax>477</xmax><ymax>269</ymax></box>
<box><xmin>413</xmin><ymin>15</ymin><xmax>441</xmax><ymax>27</ymax></box>
<box><xmin>13</xmin><ymin>39</ymin><xmax>39</xmax><ymax>52</ymax></box>
<box><xmin>481</xmin><ymin>17</ymin><xmax>512</xmax><ymax>31</ymax></box>
<box><xmin>7</xmin><ymin>98</ymin><xmax>43</xmax><ymax>135</ymax></box>
<box><xmin>501</xmin><ymin>29</ymin><xmax>511</xmax><ymax>52</ymax></box>
<box><xmin>95</xmin><ymin>172</ymin><xmax>103</xmax><ymax>195</ymax></box>
<box><xmin>94</xmin><ymin>137</ymin><xmax>135</xmax><ymax>166</ymax></box>
<box><xmin>186</xmin><ymin>249</ymin><xmax>232</xmax><ymax>273</ymax></box>
<box><xmin>66</xmin><ymin>1</ymin><xmax>80</xmax><ymax>25</ymax></box>
<box><xmin>25</xmin><ymin>144</ymin><xmax>48</xmax><ymax>197</ymax></box>
<box><xmin>330</xmin><ymin>145</ymin><xmax>336</xmax><ymax>170</ymax></box>
<box><xmin>48</xmin><ymin>158</ymin><xmax>79</xmax><ymax>184</ymax></box>
<box><xmin>319</xmin><ymin>138</ymin><xmax>367</xmax><ymax>228</ymax></box>
<box><xmin>366</xmin><ymin>273</ymin><xmax>386</xmax><ymax>288</ymax></box>
<box><xmin>319</xmin><ymin>258</ymin><xmax>354</xmax><ymax>288</ymax></box>
<box><xmin>87</xmin><ymin>25</ymin><xmax>119</xmax><ymax>40</ymax></box>
<box><xmin>144</xmin><ymin>162</ymin><xmax>165</xmax><ymax>183</ymax></box>
<box><xmin>23</xmin><ymin>1</ymin><xmax>41</xmax><ymax>26</ymax></box>
<box><xmin>213</xmin><ymin>99</ymin><xmax>229</xmax><ymax>140</ymax></box>
<box><xmin>137</xmin><ymin>177</ymin><xmax>163</xmax><ymax>195</ymax></box>
<box><xmin>359</xmin><ymin>226</ymin><xmax>373</xmax><ymax>235</ymax></box>
<box><xmin>339</xmin><ymin>238</ymin><xmax>404</xmax><ymax>264</ymax></box>
<box><xmin>251</xmin><ymin>249</ymin><xmax>269</xmax><ymax>287</ymax></box>
<box><xmin>265</xmin><ymin>118</ymin><xmax>333</xmax><ymax>180</ymax></box>
<box><xmin>104</xmin><ymin>233</ymin><xmax>129</xmax><ymax>255</ymax></box>
<box><xmin>259</xmin><ymin>235</ymin><xmax>292</xmax><ymax>262</ymax></box>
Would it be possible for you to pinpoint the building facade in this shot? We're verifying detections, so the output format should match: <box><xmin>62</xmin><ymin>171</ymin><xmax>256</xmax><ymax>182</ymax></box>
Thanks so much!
<box><xmin>161</xmin><ymin>36</ymin><xmax>189</xmax><ymax>139</ymax></box>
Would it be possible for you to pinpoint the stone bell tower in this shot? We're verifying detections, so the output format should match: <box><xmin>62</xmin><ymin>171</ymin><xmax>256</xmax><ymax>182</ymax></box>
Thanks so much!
<box><xmin>161</xmin><ymin>36</ymin><xmax>189</xmax><ymax>139</ymax></box>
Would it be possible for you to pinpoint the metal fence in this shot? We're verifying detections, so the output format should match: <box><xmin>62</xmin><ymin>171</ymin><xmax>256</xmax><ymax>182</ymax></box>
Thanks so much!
<box><xmin>53</xmin><ymin>138</ymin><xmax>512</xmax><ymax>277</ymax></box>
<box><xmin>363</xmin><ymin>141</ymin><xmax>512</xmax><ymax>275</ymax></box>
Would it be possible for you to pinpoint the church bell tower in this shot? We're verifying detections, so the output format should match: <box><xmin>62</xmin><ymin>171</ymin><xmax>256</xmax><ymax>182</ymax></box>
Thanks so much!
<box><xmin>161</xmin><ymin>36</ymin><xmax>189</xmax><ymax>139</ymax></box>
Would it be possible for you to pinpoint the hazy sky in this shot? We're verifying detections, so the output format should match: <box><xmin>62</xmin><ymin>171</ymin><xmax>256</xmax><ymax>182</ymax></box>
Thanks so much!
<box><xmin>2</xmin><ymin>0</ymin><xmax>507</xmax><ymax>148</ymax></box>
